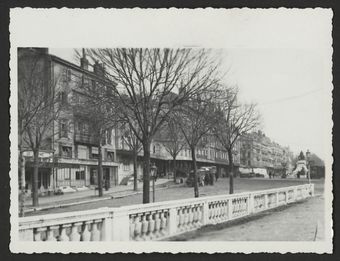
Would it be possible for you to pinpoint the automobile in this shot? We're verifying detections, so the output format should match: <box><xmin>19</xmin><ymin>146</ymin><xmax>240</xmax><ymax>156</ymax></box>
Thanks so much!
<box><xmin>76</xmin><ymin>186</ymin><xmax>90</xmax><ymax>191</ymax></box>
<box><xmin>186</xmin><ymin>169</ymin><xmax>206</xmax><ymax>187</ymax></box>
<box><xmin>240</xmin><ymin>172</ymin><xmax>256</xmax><ymax>178</ymax></box>
<box><xmin>55</xmin><ymin>186</ymin><xmax>76</xmax><ymax>195</ymax></box>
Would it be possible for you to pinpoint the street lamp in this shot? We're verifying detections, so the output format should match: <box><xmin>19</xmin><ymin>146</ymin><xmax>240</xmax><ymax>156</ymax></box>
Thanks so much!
<box><xmin>151</xmin><ymin>163</ymin><xmax>157</xmax><ymax>202</ymax></box>
<box><xmin>306</xmin><ymin>149</ymin><xmax>311</xmax><ymax>184</ymax></box>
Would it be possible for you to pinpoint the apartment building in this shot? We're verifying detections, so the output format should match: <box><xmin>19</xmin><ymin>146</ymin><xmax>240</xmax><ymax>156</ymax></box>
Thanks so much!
<box><xmin>239</xmin><ymin>130</ymin><xmax>293</xmax><ymax>176</ymax></box>
<box><xmin>20</xmin><ymin>48</ymin><xmax>119</xmax><ymax>193</ymax></box>
<box><xmin>19</xmin><ymin>48</ymin><xmax>242</xmax><ymax>194</ymax></box>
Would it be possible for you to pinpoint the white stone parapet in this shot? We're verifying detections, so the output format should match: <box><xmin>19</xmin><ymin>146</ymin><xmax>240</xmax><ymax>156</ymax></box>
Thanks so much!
<box><xmin>18</xmin><ymin>183</ymin><xmax>314</xmax><ymax>241</ymax></box>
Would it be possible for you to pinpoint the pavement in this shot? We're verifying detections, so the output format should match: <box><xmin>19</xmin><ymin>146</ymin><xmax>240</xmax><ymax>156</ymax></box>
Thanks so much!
<box><xmin>23</xmin><ymin>178</ymin><xmax>173</xmax><ymax>213</ymax></box>
<box><xmin>169</xmin><ymin>195</ymin><xmax>325</xmax><ymax>241</ymax></box>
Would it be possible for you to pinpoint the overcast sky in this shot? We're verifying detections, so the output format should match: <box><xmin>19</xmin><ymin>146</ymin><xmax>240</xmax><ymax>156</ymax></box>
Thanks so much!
<box><xmin>13</xmin><ymin>8</ymin><xmax>331</xmax><ymax>160</ymax></box>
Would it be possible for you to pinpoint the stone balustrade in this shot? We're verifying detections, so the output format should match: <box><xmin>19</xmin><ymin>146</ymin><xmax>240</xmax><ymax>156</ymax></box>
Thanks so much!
<box><xmin>18</xmin><ymin>183</ymin><xmax>314</xmax><ymax>241</ymax></box>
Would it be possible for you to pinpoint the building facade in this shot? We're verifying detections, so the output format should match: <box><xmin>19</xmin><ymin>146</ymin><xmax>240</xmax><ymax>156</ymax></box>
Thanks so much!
<box><xmin>19</xmin><ymin>48</ymin><xmax>242</xmax><ymax>194</ymax></box>
<box><xmin>239</xmin><ymin>130</ymin><xmax>293</xmax><ymax>176</ymax></box>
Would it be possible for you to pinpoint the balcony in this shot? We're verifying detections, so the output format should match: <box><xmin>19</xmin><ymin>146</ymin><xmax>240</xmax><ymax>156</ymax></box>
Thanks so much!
<box><xmin>74</xmin><ymin>132</ymin><xmax>100</xmax><ymax>145</ymax></box>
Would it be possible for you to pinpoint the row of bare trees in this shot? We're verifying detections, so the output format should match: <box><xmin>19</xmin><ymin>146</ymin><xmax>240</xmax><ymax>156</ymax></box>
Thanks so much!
<box><xmin>82</xmin><ymin>48</ymin><xmax>260</xmax><ymax>201</ymax></box>
<box><xmin>18</xmin><ymin>48</ymin><xmax>260</xmax><ymax>211</ymax></box>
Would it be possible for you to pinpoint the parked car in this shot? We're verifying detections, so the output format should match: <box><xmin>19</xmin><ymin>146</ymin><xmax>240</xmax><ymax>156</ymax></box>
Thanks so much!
<box><xmin>240</xmin><ymin>172</ymin><xmax>256</xmax><ymax>178</ymax></box>
<box><xmin>186</xmin><ymin>169</ymin><xmax>207</xmax><ymax>187</ymax></box>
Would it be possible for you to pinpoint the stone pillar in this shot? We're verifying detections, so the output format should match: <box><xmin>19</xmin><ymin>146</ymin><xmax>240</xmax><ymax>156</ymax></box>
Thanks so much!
<box><xmin>19</xmin><ymin>228</ymin><xmax>34</xmax><ymax>241</ymax></box>
<box><xmin>202</xmin><ymin>201</ymin><xmax>210</xmax><ymax>225</ymax></box>
<box><xmin>264</xmin><ymin>194</ymin><xmax>269</xmax><ymax>209</ymax></box>
<box><xmin>228</xmin><ymin>198</ymin><xmax>233</xmax><ymax>220</ymax></box>
<box><xmin>101</xmin><ymin>215</ymin><xmax>113</xmax><ymax>241</ymax></box>
<box><xmin>248</xmin><ymin>194</ymin><xmax>254</xmax><ymax>214</ymax></box>
<box><xmin>310</xmin><ymin>183</ymin><xmax>315</xmax><ymax>196</ymax></box>
<box><xmin>112</xmin><ymin>209</ymin><xmax>130</xmax><ymax>241</ymax></box>
<box><xmin>168</xmin><ymin>208</ymin><xmax>178</xmax><ymax>235</ymax></box>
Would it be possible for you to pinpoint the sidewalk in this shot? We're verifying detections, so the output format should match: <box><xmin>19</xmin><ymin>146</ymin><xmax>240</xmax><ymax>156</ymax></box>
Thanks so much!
<box><xmin>169</xmin><ymin>195</ymin><xmax>325</xmax><ymax>241</ymax></box>
<box><xmin>23</xmin><ymin>178</ymin><xmax>173</xmax><ymax>213</ymax></box>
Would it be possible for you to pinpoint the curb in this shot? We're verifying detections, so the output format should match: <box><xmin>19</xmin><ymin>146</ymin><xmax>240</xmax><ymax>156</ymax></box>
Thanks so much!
<box><xmin>24</xmin><ymin>182</ymin><xmax>181</xmax><ymax>214</ymax></box>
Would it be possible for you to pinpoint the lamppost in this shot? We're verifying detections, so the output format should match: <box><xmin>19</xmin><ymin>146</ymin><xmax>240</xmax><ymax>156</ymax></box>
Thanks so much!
<box><xmin>306</xmin><ymin>149</ymin><xmax>311</xmax><ymax>184</ymax></box>
<box><xmin>151</xmin><ymin>163</ymin><xmax>157</xmax><ymax>202</ymax></box>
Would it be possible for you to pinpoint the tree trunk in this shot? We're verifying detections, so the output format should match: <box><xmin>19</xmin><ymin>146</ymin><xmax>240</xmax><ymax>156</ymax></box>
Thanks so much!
<box><xmin>133</xmin><ymin>149</ymin><xmax>138</xmax><ymax>191</ymax></box>
<box><xmin>97</xmin><ymin>140</ymin><xmax>103</xmax><ymax>197</ymax></box>
<box><xmin>191</xmin><ymin>146</ymin><xmax>199</xmax><ymax>198</ymax></box>
<box><xmin>32</xmin><ymin>149</ymin><xmax>39</xmax><ymax>207</ymax></box>
<box><xmin>228</xmin><ymin>149</ymin><xmax>234</xmax><ymax>194</ymax></box>
<box><xmin>18</xmin><ymin>139</ymin><xmax>25</xmax><ymax>217</ymax></box>
<box><xmin>142</xmin><ymin>141</ymin><xmax>151</xmax><ymax>203</ymax></box>
<box><xmin>173</xmin><ymin>155</ymin><xmax>177</xmax><ymax>183</ymax></box>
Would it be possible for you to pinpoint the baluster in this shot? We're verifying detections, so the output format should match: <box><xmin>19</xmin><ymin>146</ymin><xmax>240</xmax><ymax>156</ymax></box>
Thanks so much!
<box><xmin>59</xmin><ymin>224</ymin><xmax>71</xmax><ymax>241</ymax></box>
<box><xmin>196</xmin><ymin>206</ymin><xmax>202</xmax><ymax>225</ymax></box>
<box><xmin>208</xmin><ymin>204</ymin><xmax>213</xmax><ymax>221</ymax></box>
<box><xmin>222</xmin><ymin>201</ymin><xmax>226</xmax><ymax>219</ymax></box>
<box><xmin>179</xmin><ymin>208</ymin><xmax>185</xmax><ymax>231</ymax></box>
<box><xmin>34</xmin><ymin>227</ymin><xmax>45</xmax><ymax>241</ymax></box>
<box><xmin>148</xmin><ymin>212</ymin><xmax>156</xmax><ymax>239</ymax></box>
<box><xmin>70</xmin><ymin>222</ymin><xmax>82</xmax><ymax>241</ymax></box>
<box><xmin>134</xmin><ymin>214</ymin><xmax>142</xmax><ymax>241</ymax></box>
<box><xmin>184</xmin><ymin>207</ymin><xmax>190</xmax><ymax>230</ymax></box>
<box><xmin>90</xmin><ymin>220</ymin><xmax>101</xmax><ymax>241</ymax></box>
<box><xmin>129</xmin><ymin>215</ymin><xmax>136</xmax><ymax>240</ymax></box>
<box><xmin>154</xmin><ymin>212</ymin><xmax>161</xmax><ymax>236</ymax></box>
<box><xmin>176</xmin><ymin>209</ymin><xmax>181</xmax><ymax>231</ymax></box>
<box><xmin>160</xmin><ymin>211</ymin><xmax>168</xmax><ymax>235</ymax></box>
<box><xmin>213</xmin><ymin>203</ymin><xmax>218</xmax><ymax>222</ymax></box>
<box><xmin>234</xmin><ymin>199</ymin><xmax>238</xmax><ymax>216</ymax></box>
<box><xmin>81</xmin><ymin>221</ymin><xmax>92</xmax><ymax>241</ymax></box>
<box><xmin>140</xmin><ymin>214</ymin><xmax>148</xmax><ymax>240</ymax></box>
<box><xmin>192</xmin><ymin>206</ymin><xmax>198</xmax><ymax>226</ymax></box>
<box><xmin>212</xmin><ymin>203</ymin><xmax>217</xmax><ymax>222</ymax></box>
<box><xmin>190</xmin><ymin>207</ymin><xmax>195</xmax><ymax>227</ymax></box>
<box><xmin>46</xmin><ymin>226</ymin><xmax>57</xmax><ymax>241</ymax></box>
<box><xmin>221</xmin><ymin>202</ymin><xmax>226</xmax><ymax>220</ymax></box>
<box><xmin>217</xmin><ymin>202</ymin><xmax>222</xmax><ymax>221</ymax></box>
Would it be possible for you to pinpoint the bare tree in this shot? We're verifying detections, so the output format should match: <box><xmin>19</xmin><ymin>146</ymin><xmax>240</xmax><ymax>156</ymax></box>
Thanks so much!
<box><xmin>119</xmin><ymin>121</ymin><xmax>142</xmax><ymax>191</ymax></box>
<box><xmin>158</xmin><ymin>116</ymin><xmax>186</xmax><ymax>183</ymax></box>
<box><xmin>86</xmin><ymin>48</ymin><xmax>222</xmax><ymax>203</ymax></box>
<box><xmin>19</xmin><ymin>48</ymin><xmax>60</xmax><ymax>207</ymax></box>
<box><xmin>176</xmin><ymin>94</ymin><xmax>219</xmax><ymax>198</ymax></box>
<box><xmin>214</xmin><ymin>87</ymin><xmax>261</xmax><ymax>194</ymax></box>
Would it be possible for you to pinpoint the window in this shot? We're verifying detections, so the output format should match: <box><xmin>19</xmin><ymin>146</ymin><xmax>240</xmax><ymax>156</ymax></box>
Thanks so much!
<box><xmin>91</xmin><ymin>147</ymin><xmax>99</xmax><ymax>159</ymax></box>
<box><xmin>76</xmin><ymin>171</ymin><xmax>85</xmax><ymax>180</ymax></box>
<box><xmin>64</xmin><ymin>69</ymin><xmax>71</xmax><ymax>82</ymax></box>
<box><xmin>107</xmin><ymin>151</ymin><xmax>114</xmax><ymax>161</ymax></box>
<box><xmin>153</xmin><ymin>145</ymin><xmax>156</xmax><ymax>154</ymax></box>
<box><xmin>59</xmin><ymin>120</ymin><xmax>68</xmax><ymax>138</ymax></box>
<box><xmin>106</xmin><ymin>129</ymin><xmax>112</xmax><ymax>145</ymax></box>
<box><xmin>61</xmin><ymin>146</ymin><xmax>72</xmax><ymax>158</ymax></box>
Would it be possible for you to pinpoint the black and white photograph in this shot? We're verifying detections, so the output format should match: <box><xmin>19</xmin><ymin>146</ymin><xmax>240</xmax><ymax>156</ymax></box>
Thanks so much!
<box><xmin>9</xmin><ymin>8</ymin><xmax>333</xmax><ymax>253</ymax></box>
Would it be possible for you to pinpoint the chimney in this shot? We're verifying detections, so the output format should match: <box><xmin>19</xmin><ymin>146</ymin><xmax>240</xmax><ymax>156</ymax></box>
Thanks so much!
<box><xmin>93</xmin><ymin>60</ymin><xmax>105</xmax><ymax>76</ymax></box>
<box><xmin>80</xmin><ymin>48</ymin><xmax>89</xmax><ymax>70</ymax></box>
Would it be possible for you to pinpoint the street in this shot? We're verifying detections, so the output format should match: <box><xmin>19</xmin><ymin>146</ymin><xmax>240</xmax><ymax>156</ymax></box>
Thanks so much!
<box><xmin>25</xmin><ymin>178</ymin><xmax>324</xmax><ymax>217</ymax></box>
<box><xmin>169</xmin><ymin>195</ymin><xmax>325</xmax><ymax>241</ymax></box>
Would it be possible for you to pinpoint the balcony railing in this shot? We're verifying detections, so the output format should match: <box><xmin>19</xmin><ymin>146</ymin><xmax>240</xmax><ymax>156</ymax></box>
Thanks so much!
<box><xmin>74</xmin><ymin>133</ymin><xmax>100</xmax><ymax>145</ymax></box>
<box><xmin>18</xmin><ymin>183</ymin><xmax>314</xmax><ymax>242</ymax></box>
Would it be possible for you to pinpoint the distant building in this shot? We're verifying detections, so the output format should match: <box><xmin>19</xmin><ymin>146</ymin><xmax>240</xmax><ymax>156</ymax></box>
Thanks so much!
<box><xmin>239</xmin><ymin>130</ymin><xmax>293</xmax><ymax>177</ymax></box>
